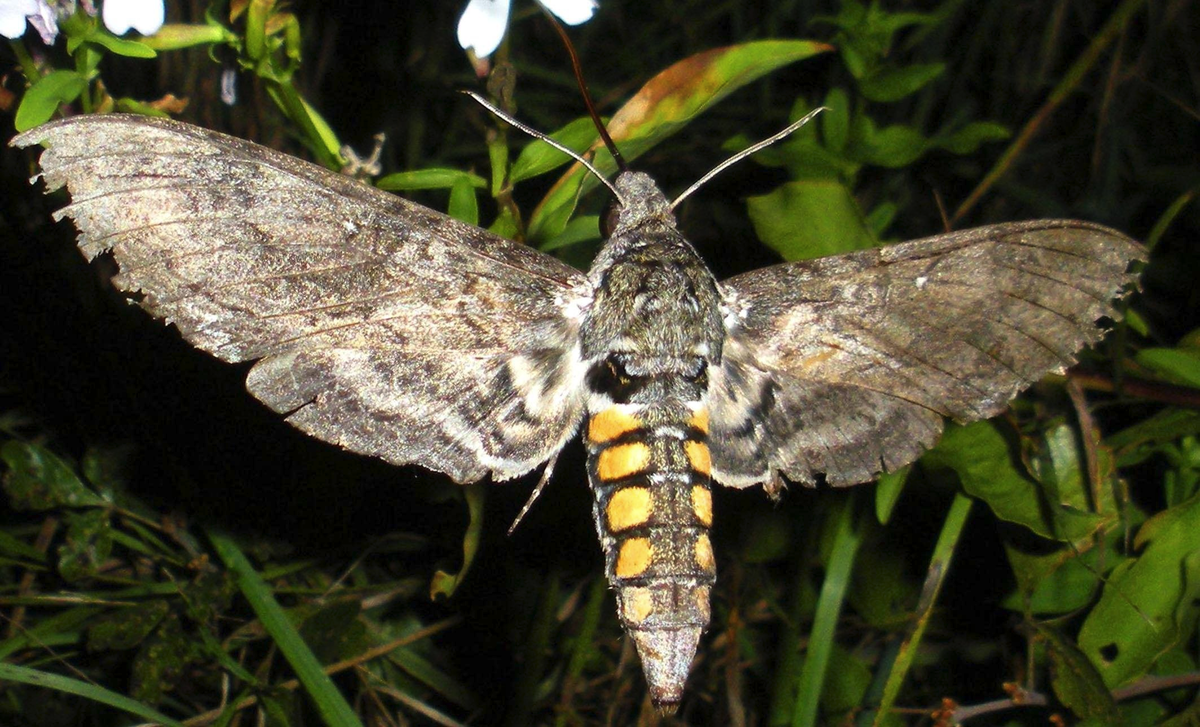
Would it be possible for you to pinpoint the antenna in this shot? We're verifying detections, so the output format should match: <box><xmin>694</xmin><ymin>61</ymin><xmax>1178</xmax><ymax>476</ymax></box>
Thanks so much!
<box><xmin>540</xmin><ymin>8</ymin><xmax>627</xmax><ymax>173</ymax></box>
<box><xmin>670</xmin><ymin>107</ymin><xmax>827</xmax><ymax>210</ymax></box>
<box><xmin>462</xmin><ymin>91</ymin><xmax>626</xmax><ymax>204</ymax></box>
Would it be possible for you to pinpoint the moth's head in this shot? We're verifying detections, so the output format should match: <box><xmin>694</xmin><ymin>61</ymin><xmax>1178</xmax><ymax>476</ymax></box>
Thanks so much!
<box><xmin>602</xmin><ymin>171</ymin><xmax>675</xmax><ymax>237</ymax></box>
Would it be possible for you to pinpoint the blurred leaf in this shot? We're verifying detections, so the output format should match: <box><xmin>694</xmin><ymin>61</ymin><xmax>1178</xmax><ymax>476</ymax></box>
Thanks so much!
<box><xmin>0</xmin><ymin>527</ymin><xmax>47</xmax><ymax>562</ymax></box>
<box><xmin>182</xmin><ymin>569</ymin><xmax>236</xmax><ymax>625</ymax></box>
<box><xmin>853</xmin><ymin>121</ymin><xmax>929</xmax><ymax>168</ymax></box>
<box><xmin>936</xmin><ymin>121</ymin><xmax>1011</xmax><ymax>154</ymax></box>
<box><xmin>848</xmin><ymin>525</ymin><xmax>916</xmax><ymax>627</ymax></box>
<box><xmin>746</xmin><ymin>178</ymin><xmax>876</xmax><ymax>261</ymax></box>
<box><xmin>431</xmin><ymin>483</ymin><xmax>486</xmax><ymax>599</ymax></box>
<box><xmin>539</xmin><ymin>214</ymin><xmax>601</xmax><ymax>252</ymax></box>
<box><xmin>874</xmin><ymin>466</ymin><xmax>909</xmax><ymax>524</ymax></box>
<box><xmin>88</xmin><ymin>601</ymin><xmax>171</xmax><ymax>651</ymax></box>
<box><xmin>1030</xmin><ymin>423</ymin><xmax>1113</xmax><ymax>515</ymax></box>
<box><xmin>738</xmin><ymin>508</ymin><xmax>792</xmax><ymax>564</ymax></box>
<box><xmin>510</xmin><ymin>117</ymin><xmax>600</xmax><ymax>183</ymax></box>
<box><xmin>1136</xmin><ymin>348</ymin><xmax>1200</xmax><ymax>388</ymax></box>
<box><xmin>1038</xmin><ymin>622</ymin><xmax>1121</xmax><ymax>722</ymax></box>
<box><xmin>88</xmin><ymin>28</ymin><xmax>157</xmax><ymax>58</ymax></box>
<box><xmin>821</xmin><ymin>87</ymin><xmax>851</xmax><ymax>153</ymax></box>
<box><xmin>58</xmin><ymin>509</ymin><xmax>113</xmax><ymax>582</ymax></box>
<box><xmin>140</xmin><ymin>22</ymin><xmax>233</xmax><ymax>50</ymax></box>
<box><xmin>1004</xmin><ymin>544</ymin><xmax>1108</xmax><ymax>614</ymax></box>
<box><xmin>922</xmin><ymin>422</ymin><xmax>1107</xmax><ymax>541</ymax></box>
<box><xmin>132</xmin><ymin>614</ymin><xmax>200</xmax><ymax>704</ymax></box>
<box><xmin>820</xmin><ymin>644</ymin><xmax>872</xmax><ymax>717</ymax></box>
<box><xmin>859</xmin><ymin>63</ymin><xmax>945</xmax><ymax>102</ymax></box>
<box><xmin>1078</xmin><ymin>495</ymin><xmax>1200</xmax><ymax>687</ymax></box>
<box><xmin>1109</xmin><ymin>409</ymin><xmax>1200</xmax><ymax>468</ymax></box>
<box><xmin>529</xmin><ymin>39</ymin><xmax>832</xmax><ymax>241</ymax></box>
<box><xmin>377</xmin><ymin>168</ymin><xmax>487</xmax><ymax>192</ymax></box>
<box><xmin>448</xmin><ymin>175</ymin><xmax>479</xmax><ymax>226</ymax></box>
<box><xmin>14</xmin><ymin>71</ymin><xmax>88</xmax><ymax>131</ymax></box>
<box><xmin>299</xmin><ymin>600</ymin><xmax>365</xmax><ymax>665</ymax></box>
<box><xmin>2</xmin><ymin>441</ymin><xmax>104</xmax><ymax>510</ymax></box>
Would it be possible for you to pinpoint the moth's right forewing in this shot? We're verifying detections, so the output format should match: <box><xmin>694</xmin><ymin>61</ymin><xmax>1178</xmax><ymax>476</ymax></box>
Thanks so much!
<box><xmin>711</xmin><ymin>220</ymin><xmax>1143</xmax><ymax>489</ymax></box>
<box><xmin>15</xmin><ymin>115</ymin><xmax>592</xmax><ymax>483</ymax></box>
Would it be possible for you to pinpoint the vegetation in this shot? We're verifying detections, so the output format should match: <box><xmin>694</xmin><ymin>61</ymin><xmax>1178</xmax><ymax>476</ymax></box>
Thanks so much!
<box><xmin>1</xmin><ymin>0</ymin><xmax>1197</xmax><ymax>724</ymax></box>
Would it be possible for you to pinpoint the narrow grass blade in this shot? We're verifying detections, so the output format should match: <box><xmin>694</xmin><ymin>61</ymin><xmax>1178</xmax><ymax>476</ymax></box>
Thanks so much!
<box><xmin>791</xmin><ymin>492</ymin><xmax>866</xmax><ymax>727</ymax></box>
<box><xmin>207</xmin><ymin>527</ymin><xmax>364</xmax><ymax>727</ymax></box>
<box><xmin>0</xmin><ymin>662</ymin><xmax>184</xmax><ymax>726</ymax></box>
<box><xmin>870</xmin><ymin>493</ymin><xmax>972</xmax><ymax>725</ymax></box>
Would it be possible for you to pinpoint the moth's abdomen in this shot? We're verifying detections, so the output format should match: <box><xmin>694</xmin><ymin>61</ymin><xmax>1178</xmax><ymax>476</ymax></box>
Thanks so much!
<box><xmin>586</xmin><ymin>401</ymin><xmax>715</xmax><ymax>709</ymax></box>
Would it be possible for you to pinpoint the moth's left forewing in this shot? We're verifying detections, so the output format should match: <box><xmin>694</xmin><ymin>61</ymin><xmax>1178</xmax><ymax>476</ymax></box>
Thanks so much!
<box><xmin>709</xmin><ymin>220</ymin><xmax>1143</xmax><ymax>490</ymax></box>
<box><xmin>15</xmin><ymin>115</ymin><xmax>593</xmax><ymax>484</ymax></box>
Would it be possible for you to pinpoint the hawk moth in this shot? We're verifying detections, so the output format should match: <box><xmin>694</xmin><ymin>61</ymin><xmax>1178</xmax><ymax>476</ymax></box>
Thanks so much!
<box><xmin>13</xmin><ymin>114</ymin><xmax>1143</xmax><ymax>710</ymax></box>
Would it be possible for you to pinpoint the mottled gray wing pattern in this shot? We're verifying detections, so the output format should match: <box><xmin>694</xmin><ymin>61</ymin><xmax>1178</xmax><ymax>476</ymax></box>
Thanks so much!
<box><xmin>15</xmin><ymin>115</ymin><xmax>591</xmax><ymax>483</ymax></box>
<box><xmin>710</xmin><ymin>221</ymin><xmax>1143</xmax><ymax>488</ymax></box>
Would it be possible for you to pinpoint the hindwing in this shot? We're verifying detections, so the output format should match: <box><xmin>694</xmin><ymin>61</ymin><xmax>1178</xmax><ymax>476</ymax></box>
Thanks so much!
<box><xmin>16</xmin><ymin>115</ymin><xmax>591</xmax><ymax>483</ymax></box>
<box><xmin>710</xmin><ymin>220</ymin><xmax>1143</xmax><ymax>488</ymax></box>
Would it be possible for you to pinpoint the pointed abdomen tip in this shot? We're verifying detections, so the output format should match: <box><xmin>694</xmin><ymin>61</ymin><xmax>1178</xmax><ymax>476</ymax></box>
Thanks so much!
<box><xmin>632</xmin><ymin>626</ymin><xmax>700</xmax><ymax>715</ymax></box>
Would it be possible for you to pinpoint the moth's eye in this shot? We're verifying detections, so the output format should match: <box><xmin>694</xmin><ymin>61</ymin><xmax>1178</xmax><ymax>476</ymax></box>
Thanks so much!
<box><xmin>600</xmin><ymin>200</ymin><xmax>620</xmax><ymax>238</ymax></box>
<box><xmin>689</xmin><ymin>360</ymin><xmax>709</xmax><ymax>388</ymax></box>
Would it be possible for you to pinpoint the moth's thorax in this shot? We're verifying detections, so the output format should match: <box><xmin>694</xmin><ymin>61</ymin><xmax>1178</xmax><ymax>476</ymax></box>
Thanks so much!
<box><xmin>581</xmin><ymin>222</ymin><xmax>725</xmax><ymax>371</ymax></box>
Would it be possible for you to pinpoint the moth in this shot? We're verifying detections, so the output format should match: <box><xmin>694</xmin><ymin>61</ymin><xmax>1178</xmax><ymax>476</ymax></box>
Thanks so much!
<box><xmin>14</xmin><ymin>113</ymin><xmax>1142</xmax><ymax>711</ymax></box>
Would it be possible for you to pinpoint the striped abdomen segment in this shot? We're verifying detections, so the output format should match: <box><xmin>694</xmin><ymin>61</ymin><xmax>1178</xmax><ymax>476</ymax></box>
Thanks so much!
<box><xmin>586</xmin><ymin>402</ymin><xmax>715</xmax><ymax>708</ymax></box>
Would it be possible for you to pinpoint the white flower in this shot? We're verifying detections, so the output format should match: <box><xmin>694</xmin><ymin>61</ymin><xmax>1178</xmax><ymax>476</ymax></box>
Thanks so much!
<box><xmin>0</xmin><ymin>0</ymin><xmax>57</xmax><ymax>43</ymax></box>
<box><xmin>101</xmin><ymin>0</ymin><xmax>162</xmax><ymax>35</ymax></box>
<box><xmin>457</xmin><ymin>0</ymin><xmax>597</xmax><ymax>58</ymax></box>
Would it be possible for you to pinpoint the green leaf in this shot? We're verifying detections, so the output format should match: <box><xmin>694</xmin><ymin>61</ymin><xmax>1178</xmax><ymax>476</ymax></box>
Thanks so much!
<box><xmin>132</xmin><ymin>614</ymin><xmax>200</xmax><ymax>704</ymax></box>
<box><xmin>1003</xmin><ymin>540</ymin><xmax>1109</xmax><ymax>614</ymax></box>
<box><xmin>298</xmin><ymin>600</ymin><xmax>365</xmax><ymax>665</ymax></box>
<box><xmin>14</xmin><ymin>71</ymin><xmax>88</xmax><ymax>131</ymax></box>
<box><xmin>821</xmin><ymin>87</ymin><xmax>851</xmax><ymax>153</ymax></box>
<box><xmin>853</xmin><ymin>122</ymin><xmax>929</xmax><ymax>168</ymax></box>
<box><xmin>528</xmin><ymin>39</ymin><xmax>832</xmax><ymax>242</ymax></box>
<box><xmin>113</xmin><ymin>97</ymin><xmax>171</xmax><ymax>117</ymax></box>
<box><xmin>140</xmin><ymin>22</ymin><xmax>234</xmax><ymax>50</ymax></box>
<box><xmin>1038</xmin><ymin>622</ymin><xmax>1121</xmax><ymax>722</ymax></box>
<box><xmin>922</xmin><ymin>422</ymin><xmax>1106</xmax><ymax>541</ymax></box>
<box><xmin>510</xmin><ymin>117</ymin><xmax>600</xmax><ymax>183</ymax></box>
<box><xmin>1108</xmin><ymin>409</ymin><xmax>1200</xmax><ymax>468</ymax></box>
<box><xmin>430</xmin><ymin>483</ymin><xmax>486</xmax><ymax>600</ymax></box>
<box><xmin>87</xmin><ymin>601</ymin><xmax>171</xmax><ymax>651</ymax></box>
<box><xmin>859</xmin><ymin>62</ymin><xmax>945</xmax><ymax>102</ymax></box>
<box><xmin>1031</xmin><ymin>423</ymin><xmax>1116</xmax><ymax>516</ymax></box>
<box><xmin>539</xmin><ymin>214</ymin><xmax>601</xmax><ymax>252</ymax></box>
<box><xmin>447</xmin><ymin>176</ymin><xmax>479</xmax><ymax>226</ymax></box>
<box><xmin>2</xmin><ymin>441</ymin><xmax>105</xmax><ymax>510</ymax></box>
<box><xmin>89</xmin><ymin>28</ymin><xmax>157</xmax><ymax>58</ymax></box>
<box><xmin>936</xmin><ymin>121</ymin><xmax>1011</xmax><ymax>154</ymax></box>
<box><xmin>1136</xmin><ymin>348</ymin><xmax>1200</xmax><ymax>388</ymax></box>
<box><xmin>377</xmin><ymin>168</ymin><xmax>487</xmax><ymax>192</ymax></box>
<box><xmin>1078</xmin><ymin>495</ymin><xmax>1200</xmax><ymax>687</ymax></box>
<box><xmin>58</xmin><ymin>509</ymin><xmax>113</xmax><ymax>582</ymax></box>
<box><xmin>874</xmin><ymin>466</ymin><xmax>909</xmax><ymax>524</ymax></box>
<box><xmin>745</xmin><ymin>178</ymin><xmax>877</xmax><ymax>261</ymax></box>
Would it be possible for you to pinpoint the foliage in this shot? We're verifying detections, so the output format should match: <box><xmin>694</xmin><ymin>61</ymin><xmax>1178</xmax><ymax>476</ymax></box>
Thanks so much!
<box><xmin>1</xmin><ymin>0</ymin><xmax>1198</xmax><ymax>724</ymax></box>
